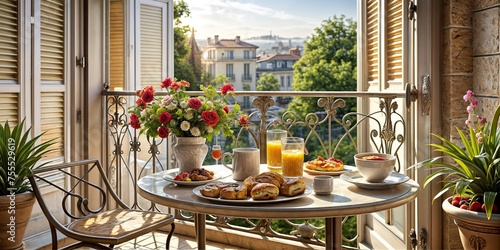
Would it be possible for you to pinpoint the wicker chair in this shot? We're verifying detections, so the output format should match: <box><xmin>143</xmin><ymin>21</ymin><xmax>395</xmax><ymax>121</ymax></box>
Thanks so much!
<box><xmin>28</xmin><ymin>159</ymin><xmax>175</xmax><ymax>250</ymax></box>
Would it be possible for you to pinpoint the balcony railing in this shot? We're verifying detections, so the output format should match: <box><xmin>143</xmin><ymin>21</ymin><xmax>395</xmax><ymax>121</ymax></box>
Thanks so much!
<box><xmin>242</xmin><ymin>74</ymin><xmax>252</xmax><ymax>81</ymax></box>
<box><xmin>203</xmin><ymin>56</ymin><xmax>257</xmax><ymax>61</ymax></box>
<box><xmin>226</xmin><ymin>74</ymin><xmax>235</xmax><ymax>81</ymax></box>
<box><xmin>102</xmin><ymin>86</ymin><xmax>411</xmax><ymax>248</ymax></box>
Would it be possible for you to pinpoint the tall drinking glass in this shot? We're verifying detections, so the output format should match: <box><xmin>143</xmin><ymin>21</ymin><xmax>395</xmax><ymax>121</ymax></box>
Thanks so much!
<box><xmin>281</xmin><ymin>137</ymin><xmax>304</xmax><ymax>178</ymax></box>
<box><xmin>266</xmin><ymin>130</ymin><xmax>287</xmax><ymax>173</ymax></box>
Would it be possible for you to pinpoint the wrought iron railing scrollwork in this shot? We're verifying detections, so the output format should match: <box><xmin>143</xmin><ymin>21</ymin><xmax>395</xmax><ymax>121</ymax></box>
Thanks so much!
<box><xmin>102</xmin><ymin>88</ymin><xmax>410</xmax><ymax>248</ymax></box>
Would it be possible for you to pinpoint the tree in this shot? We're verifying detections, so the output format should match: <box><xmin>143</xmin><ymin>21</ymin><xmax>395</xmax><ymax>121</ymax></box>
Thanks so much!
<box><xmin>173</xmin><ymin>1</ymin><xmax>197</xmax><ymax>86</ymax></box>
<box><xmin>256</xmin><ymin>73</ymin><xmax>280</xmax><ymax>91</ymax></box>
<box><xmin>212</xmin><ymin>74</ymin><xmax>229</xmax><ymax>87</ymax></box>
<box><xmin>288</xmin><ymin>15</ymin><xmax>357</xmax><ymax>118</ymax></box>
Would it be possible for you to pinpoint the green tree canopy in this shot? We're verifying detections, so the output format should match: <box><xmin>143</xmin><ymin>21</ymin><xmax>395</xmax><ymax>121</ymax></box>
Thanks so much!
<box><xmin>173</xmin><ymin>1</ymin><xmax>196</xmax><ymax>87</ymax></box>
<box><xmin>256</xmin><ymin>73</ymin><xmax>280</xmax><ymax>91</ymax></box>
<box><xmin>212</xmin><ymin>74</ymin><xmax>229</xmax><ymax>87</ymax></box>
<box><xmin>288</xmin><ymin>15</ymin><xmax>357</xmax><ymax>117</ymax></box>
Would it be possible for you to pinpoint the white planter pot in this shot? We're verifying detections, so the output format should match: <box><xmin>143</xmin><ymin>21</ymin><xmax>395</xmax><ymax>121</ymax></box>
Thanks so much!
<box><xmin>173</xmin><ymin>137</ymin><xmax>208</xmax><ymax>172</ymax></box>
<box><xmin>442</xmin><ymin>197</ymin><xmax>500</xmax><ymax>250</ymax></box>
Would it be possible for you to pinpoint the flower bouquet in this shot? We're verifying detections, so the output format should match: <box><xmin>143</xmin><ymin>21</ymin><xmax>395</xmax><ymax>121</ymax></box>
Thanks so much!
<box><xmin>128</xmin><ymin>78</ymin><xmax>244</xmax><ymax>141</ymax></box>
<box><xmin>417</xmin><ymin>91</ymin><xmax>500</xmax><ymax>219</ymax></box>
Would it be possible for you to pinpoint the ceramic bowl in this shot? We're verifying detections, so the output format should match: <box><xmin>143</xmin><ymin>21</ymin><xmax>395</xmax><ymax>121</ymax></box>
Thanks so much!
<box><xmin>354</xmin><ymin>152</ymin><xmax>396</xmax><ymax>183</ymax></box>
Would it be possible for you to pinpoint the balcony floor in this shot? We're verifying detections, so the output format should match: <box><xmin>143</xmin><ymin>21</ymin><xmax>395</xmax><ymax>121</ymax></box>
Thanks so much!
<box><xmin>116</xmin><ymin>231</ymin><xmax>245</xmax><ymax>250</ymax></box>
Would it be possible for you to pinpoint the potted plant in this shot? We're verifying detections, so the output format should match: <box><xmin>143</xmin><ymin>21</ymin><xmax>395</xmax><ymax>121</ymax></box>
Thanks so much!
<box><xmin>129</xmin><ymin>79</ymin><xmax>244</xmax><ymax>172</ymax></box>
<box><xmin>0</xmin><ymin>120</ymin><xmax>55</xmax><ymax>250</ymax></box>
<box><xmin>417</xmin><ymin>91</ymin><xmax>499</xmax><ymax>250</ymax></box>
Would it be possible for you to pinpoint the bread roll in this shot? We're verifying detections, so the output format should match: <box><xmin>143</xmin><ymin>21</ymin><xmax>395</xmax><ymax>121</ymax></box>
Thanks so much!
<box><xmin>254</xmin><ymin>175</ymin><xmax>280</xmax><ymax>188</ymax></box>
<box><xmin>243</xmin><ymin>176</ymin><xmax>258</xmax><ymax>195</ymax></box>
<box><xmin>216</xmin><ymin>182</ymin><xmax>239</xmax><ymax>191</ymax></box>
<box><xmin>200</xmin><ymin>183</ymin><xmax>220</xmax><ymax>198</ymax></box>
<box><xmin>251</xmin><ymin>183</ymin><xmax>279</xmax><ymax>200</ymax></box>
<box><xmin>280</xmin><ymin>179</ymin><xmax>306</xmax><ymax>197</ymax></box>
<box><xmin>257</xmin><ymin>171</ymin><xmax>285</xmax><ymax>186</ymax></box>
<box><xmin>220</xmin><ymin>184</ymin><xmax>247</xmax><ymax>200</ymax></box>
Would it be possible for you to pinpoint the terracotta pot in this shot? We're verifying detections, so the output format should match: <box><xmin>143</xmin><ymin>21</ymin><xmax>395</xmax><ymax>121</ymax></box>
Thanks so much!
<box><xmin>0</xmin><ymin>192</ymin><xmax>36</xmax><ymax>250</ymax></box>
<box><xmin>173</xmin><ymin>137</ymin><xmax>208</xmax><ymax>172</ymax></box>
<box><xmin>442</xmin><ymin>197</ymin><xmax>500</xmax><ymax>250</ymax></box>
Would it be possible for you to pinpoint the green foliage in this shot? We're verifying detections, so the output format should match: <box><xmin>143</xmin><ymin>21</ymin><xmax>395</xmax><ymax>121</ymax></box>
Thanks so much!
<box><xmin>0</xmin><ymin>120</ymin><xmax>56</xmax><ymax>195</ymax></box>
<box><xmin>417</xmin><ymin>104</ymin><xmax>500</xmax><ymax>219</ymax></box>
<box><xmin>173</xmin><ymin>1</ymin><xmax>197</xmax><ymax>87</ymax></box>
<box><xmin>289</xmin><ymin>15</ymin><xmax>357</xmax><ymax>118</ymax></box>
<box><xmin>212</xmin><ymin>74</ymin><xmax>229</xmax><ymax>87</ymax></box>
<box><xmin>200</xmin><ymin>72</ymin><xmax>214</xmax><ymax>87</ymax></box>
<box><xmin>256</xmin><ymin>73</ymin><xmax>280</xmax><ymax>91</ymax></box>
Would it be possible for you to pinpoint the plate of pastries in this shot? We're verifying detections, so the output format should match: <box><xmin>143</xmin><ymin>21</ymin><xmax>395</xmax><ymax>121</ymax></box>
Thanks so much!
<box><xmin>193</xmin><ymin>171</ymin><xmax>312</xmax><ymax>203</ymax></box>
<box><xmin>163</xmin><ymin>168</ymin><xmax>223</xmax><ymax>186</ymax></box>
<box><xmin>304</xmin><ymin>156</ymin><xmax>356</xmax><ymax>176</ymax></box>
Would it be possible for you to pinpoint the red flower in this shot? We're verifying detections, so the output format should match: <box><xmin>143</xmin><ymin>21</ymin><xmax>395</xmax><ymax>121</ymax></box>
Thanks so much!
<box><xmin>223</xmin><ymin>106</ymin><xmax>229</xmax><ymax>114</ymax></box>
<box><xmin>239</xmin><ymin>115</ymin><xmax>248</xmax><ymax>126</ymax></box>
<box><xmin>171</xmin><ymin>82</ymin><xmax>181</xmax><ymax>90</ymax></box>
<box><xmin>180</xmin><ymin>80</ymin><xmax>190</xmax><ymax>87</ymax></box>
<box><xmin>159</xmin><ymin>112</ymin><xmax>172</xmax><ymax>124</ymax></box>
<box><xmin>136</xmin><ymin>98</ymin><xmax>143</xmax><ymax>105</ymax></box>
<box><xmin>141</xmin><ymin>86</ymin><xmax>155</xmax><ymax>103</ymax></box>
<box><xmin>202</xmin><ymin>110</ymin><xmax>219</xmax><ymax>127</ymax></box>
<box><xmin>220</xmin><ymin>83</ymin><xmax>235</xmax><ymax>95</ymax></box>
<box><xmin>130</xmin><ymin>114</ymin><xmax>141</xmax><ymax>129</ymax></box>
<box><xmin>136</xmin><ymin>90</ymin><xmax>141</xmax><ymax>97</ymax></box>
<box><xmin>189</xmin><ymin>98</ymin><xmax>202</xmax><ymax>109</ymax></box>
<box><xmin>161</xmin><ymin>78</ymin><xmax>173</xmax><ymax>88</ymax></box>
<box><xmin>158</xmin><ymin>126</ymin><xmax>169</xmax><ymax>138</ymax></box>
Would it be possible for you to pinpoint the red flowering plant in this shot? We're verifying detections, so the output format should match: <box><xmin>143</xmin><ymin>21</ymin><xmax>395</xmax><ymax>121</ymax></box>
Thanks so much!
<box><xmin>129</xmin><ymin>78</ymin><xmax>245</xmax><ymax>141</ymax></box>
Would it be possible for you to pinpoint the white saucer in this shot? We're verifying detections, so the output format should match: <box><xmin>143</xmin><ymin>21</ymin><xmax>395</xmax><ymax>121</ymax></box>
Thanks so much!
<box><xmin>340</xmin><ymin>171</ymin><xmax>410</xmax><ymax>189</ymax></box>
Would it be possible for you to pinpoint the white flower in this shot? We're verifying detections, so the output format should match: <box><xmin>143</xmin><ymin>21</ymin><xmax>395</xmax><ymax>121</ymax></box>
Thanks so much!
<box><xmin>190</xmin><ymin>127</ymin><xmax>200</xmax><ymax>136</ymax></box>
<box><xmin>180</xmin><ymin>101</ymin><xmax>188</xmax><ymax>108</ymax></box>
<box><xmin>167</xmin><ymin>103</ymin><xmax>177</xmax><ymax>110</ymax></box>
<box><xmin>140</xmin><ymin>110</ymin><xmax>147</xmax><ymax>117</ymax></box>
<box><xmin>185</xmin><ymin>112</ymin><xmax>194</xmax><ymax>120</ymax></box>
<box><xmin>206</xmin><ymin>101</ymin><xmax>214</xmax><ymax>108</ymax></box>
<box><xmin>180</xmin><ymin>121</ymin><xmax>190</xmax><ymax>131</ymax></box>
<box><xmin>206</xmin><ymin>126</ymin><xmax>213</xmax><ymax>133</ymax></box>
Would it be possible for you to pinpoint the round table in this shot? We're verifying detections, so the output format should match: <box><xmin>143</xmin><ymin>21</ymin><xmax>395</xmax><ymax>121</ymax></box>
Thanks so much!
<box><xmin>137</xmin><ymin>165</ymin><xmax>420</xmax><ymax>249</ymax></box>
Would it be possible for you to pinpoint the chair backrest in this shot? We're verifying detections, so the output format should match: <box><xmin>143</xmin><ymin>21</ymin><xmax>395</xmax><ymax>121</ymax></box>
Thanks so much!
<box><xmin>28</xmin><ymin>159</ymin><xmax>128</xmax><ymax>233</ymax></box>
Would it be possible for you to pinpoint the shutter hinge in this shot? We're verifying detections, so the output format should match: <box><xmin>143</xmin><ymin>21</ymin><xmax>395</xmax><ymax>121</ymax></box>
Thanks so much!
<box><xmin>30</xmin><ymin>16</ymin><xmax>35</xmax><ymax>24</ymax></box>
<box><xmin>76</xmin><ymin>109</ymin><xmax>82</xmax><ymax>124</ymax></box>
<box><xmin>409</xmin><ymin>229</ymin><xmax>417</xmax><ymax>249</ymax></box>
<box><xmin>76</xmin><ymin>56</ymin><xmax>86</xmax><ymax>68</ymax></box>
<box><xmin>419</xmin><ymin>228</ymin><xmax>428</xmax><ymax>250</ymax></box>
<box><xmin>408</xmin><ymin>0</ymin><xmax>417</xmax><ymax>20</ymax></box>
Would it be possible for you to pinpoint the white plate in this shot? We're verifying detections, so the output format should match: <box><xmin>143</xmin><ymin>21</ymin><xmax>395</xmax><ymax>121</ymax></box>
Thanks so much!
<box><xmin>340</xmin><ymin>171</ymin><xmax>410</xmax><ymax>189</ymax></box>
<box><xmin>163</xmin><ymin>169</ymin><xmax>227</xmax><ymax>186</ymax></box>
<box><xmin>193</xmin><ymin>185</ymin><xmax>313</xmax><ymax>203</ymax></box>
<box><xmin>304</xmin><ymin>165</ymin><xmax>356</xmax><ymax>176</ymax></box>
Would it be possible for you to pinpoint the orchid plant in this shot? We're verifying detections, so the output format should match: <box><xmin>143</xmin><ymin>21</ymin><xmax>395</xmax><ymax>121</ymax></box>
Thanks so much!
<box><xmin>128</xmin><ymin>78</ymin><xmax>244</xmax><ymax>141</ymax></box>
<box><xmin>417</xmin><ymin>91</ymin><xmax>500</xmax><ymax>219</ymax></box>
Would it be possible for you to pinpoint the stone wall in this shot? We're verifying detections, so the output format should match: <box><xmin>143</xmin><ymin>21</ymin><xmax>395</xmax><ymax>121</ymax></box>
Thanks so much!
<box><xmin>440</xmin><ymin>0</ymin><xmax>500</xmax><ymax>249</ymax></box>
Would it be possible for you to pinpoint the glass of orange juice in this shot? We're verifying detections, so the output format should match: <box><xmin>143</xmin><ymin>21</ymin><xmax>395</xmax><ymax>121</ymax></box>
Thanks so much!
<box><xmin>266</xmin><ymin>130</ymin><xmax>287</xmax><ymax>172</ymax></box>
<box><xmin>281</xmin><ymin>137</ymin><xmax>304</xmax><ymax>178</ymax></box>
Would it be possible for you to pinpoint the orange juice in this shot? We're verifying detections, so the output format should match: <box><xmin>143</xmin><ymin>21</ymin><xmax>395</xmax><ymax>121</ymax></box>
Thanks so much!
<box><xmin>282</xmin><ymin>150</ymin><xmax>304</xmax><ymax>178</ymax></box>
<box><xmin>212</xmin><ymin>149</ymin><xmax>222</xmax><ymax>160</ymax></box>
<box><xmin>267</xmin><ymin>140</ymin><xmax>282</xmax><ymax>166</ymax></box>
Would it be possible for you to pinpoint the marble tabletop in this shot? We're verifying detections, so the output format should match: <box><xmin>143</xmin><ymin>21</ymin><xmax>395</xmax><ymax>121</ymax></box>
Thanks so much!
<box><xmin>137</xmin><ymin>164</ymin><xmax>420</xmax><ymax>219</ymax></box>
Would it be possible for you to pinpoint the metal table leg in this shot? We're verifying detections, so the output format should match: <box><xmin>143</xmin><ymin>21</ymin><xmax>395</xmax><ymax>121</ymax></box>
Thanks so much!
<box><xmin>325</xmin><ymin>217</ymin><xmax>342</xmax><ymax>250</ymax></box>
<box><xmin>194</xmin><ymin>213</ymin><xmax>206</xmax><ymax>250</ymax></box>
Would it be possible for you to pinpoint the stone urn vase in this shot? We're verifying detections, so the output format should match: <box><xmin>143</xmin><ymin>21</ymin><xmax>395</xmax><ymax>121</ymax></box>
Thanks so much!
<box><xmin>173</xmin><ymin>137</ymin><xmax>208</xmax><ymax>172</ymax></box>
<box><xmin>442</xmin><ymin>197</ymin><xmax>500</xmax><ymax>250</ymax></box>
<box><xmin>0</xmin><ymin>192</ymin><xmax>36</xmax><ymax>250</ymax></box>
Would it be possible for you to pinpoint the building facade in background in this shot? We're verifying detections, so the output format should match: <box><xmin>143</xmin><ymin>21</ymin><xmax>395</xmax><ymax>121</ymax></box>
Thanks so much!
<box><xmin>201</xmin><ymin>35</ymin><xmax>258</xmax><ymax>109</ymax></box>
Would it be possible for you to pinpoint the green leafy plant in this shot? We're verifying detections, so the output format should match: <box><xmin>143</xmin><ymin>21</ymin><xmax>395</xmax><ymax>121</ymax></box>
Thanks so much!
<box><xmin>417</xmin><ymin>91</ymin><xmax>500</xmax><ymax>219</ymax></box>
<box><xmin>0</xmin><ymin>120</ymin><xmax>56</xmax><ymax>195</ymax></box>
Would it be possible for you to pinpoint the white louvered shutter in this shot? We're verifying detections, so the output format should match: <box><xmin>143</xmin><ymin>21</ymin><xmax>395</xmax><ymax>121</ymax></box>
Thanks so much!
<box><xmin>136</xmin><ymin>0</ymin><xmax>167</xmax><ymax>90</ymax></box>
<box><xmin>0</xmin><ymin>93</ymin><xmax>18</xmax><ymax>125</ymax></box>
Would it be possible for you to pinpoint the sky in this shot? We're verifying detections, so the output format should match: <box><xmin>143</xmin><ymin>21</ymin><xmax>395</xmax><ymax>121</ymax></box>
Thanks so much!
<box><xmin>180</xmin><ymin>0</ymin><xmax>357</xmax><ymax>40</ymax></box>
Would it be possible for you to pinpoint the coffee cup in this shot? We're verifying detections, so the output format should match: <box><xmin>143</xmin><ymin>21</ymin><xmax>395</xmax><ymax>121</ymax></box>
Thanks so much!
<box><xmin>222</xmin><ymin>148</ymin><xmax>260</xmax><ymax>181</ymax></box>
<box><xmin>313</xmin><ymin>176</ymin><xmax>333</xmax><ymax>195</ymax></box>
